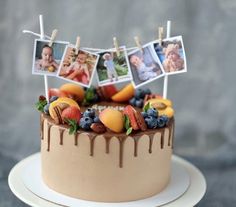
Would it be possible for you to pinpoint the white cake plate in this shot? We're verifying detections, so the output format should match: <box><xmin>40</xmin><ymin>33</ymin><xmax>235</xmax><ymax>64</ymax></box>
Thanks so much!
<box><xmin>9</xmin><ymin>153</ymin><xmax>206</xmax><ymax>207</ymax></box>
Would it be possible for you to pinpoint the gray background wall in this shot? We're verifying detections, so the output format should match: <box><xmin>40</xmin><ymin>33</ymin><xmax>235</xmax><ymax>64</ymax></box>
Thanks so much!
<box><xmin>0</xmin><ymin>0</ymin><xmax>236</xmax><ymax>206</ymax></box>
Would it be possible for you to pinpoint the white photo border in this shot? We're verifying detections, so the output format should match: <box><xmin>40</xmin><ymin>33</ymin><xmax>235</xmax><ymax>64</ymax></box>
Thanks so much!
<box><xmin>32</xmin><ymin>39</ymin><xmax>69</xmax><ymax>77</ymax></box>
<box><xmin>150</xmin><ymin>35</ymin><xmax>187</xmax><ymax>76</ymax></box>
<box><xmin>128</xmin><ymin>42</ymin><xmax>165</xmax><ymax>89</ymax></box>
<box><xmin>95</xmin><ymin>45</ymin><xmax>132</xmax><ymax>87</ymax></box>
<box><xmin>57</xmin><ymin>44</ymin><xmax>99</xmax><ymax>88</ymax></box>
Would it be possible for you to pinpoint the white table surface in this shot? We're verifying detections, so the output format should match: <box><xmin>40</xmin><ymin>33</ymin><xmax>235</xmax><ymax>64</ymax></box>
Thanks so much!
<box><xmin>8</xmin><ymin>153</ymin><xmax>206</xmax><ymax>207</ymax></box>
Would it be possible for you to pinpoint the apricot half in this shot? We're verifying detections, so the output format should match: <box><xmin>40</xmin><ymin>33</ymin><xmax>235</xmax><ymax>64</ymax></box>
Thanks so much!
<box><xmin>99</xmin><ymin>108</ymin><xmax>124</xmax><ymax>133</ymax></box>
<box><xmin>111</xmin><ymin>83</ymin><xmax>135</xmax><ymax>102</ymax></box>
<box><xmin>60</xmin><ymin>83</ymin><xmax>85</xmax><ymax>102</ymax></box>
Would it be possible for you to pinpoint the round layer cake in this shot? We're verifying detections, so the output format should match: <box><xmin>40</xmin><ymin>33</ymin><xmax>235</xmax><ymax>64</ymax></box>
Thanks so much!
<box><xmin>40</xmin><ymin>102</ymin><xmax>175</xmax><ymax>202</ymax></box>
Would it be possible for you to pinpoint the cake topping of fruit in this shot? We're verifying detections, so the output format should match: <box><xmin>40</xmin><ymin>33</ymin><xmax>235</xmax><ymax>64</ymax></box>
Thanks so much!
<box><xmin>36</xmin><ymin>83</ymin><xmax>174</xmax><ymax>135</ymax></box>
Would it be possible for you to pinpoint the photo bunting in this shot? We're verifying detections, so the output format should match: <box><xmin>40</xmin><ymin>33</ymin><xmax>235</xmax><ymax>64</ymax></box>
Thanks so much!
<box><xmin>32</xmin><ymin>39</ymin><xmax>68</xmax><ymax>76</ymax></box>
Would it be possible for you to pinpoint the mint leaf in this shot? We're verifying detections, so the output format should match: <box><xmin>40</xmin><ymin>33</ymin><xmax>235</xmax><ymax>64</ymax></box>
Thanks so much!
<box><xmin>126</xmin><ymin>127</ymin><xmax>133</xmax><ymax>135</ymax></box>
<box><xmin>65</xmin><ymin>118</ymin><xmax>78</xmax><ymax>135</ymax></box>
<box><xmin>143</xmin><ymin>102</ymin><xmax>151</xmax><ymax>112</ymax></box>
<box><xmin>35</xmin><ymin>100</ymin><xmax>47</xmax><ymax>112</ymax></box>
<box><xmin>124</xmin><ymin>115</ymin><xmax>130</xmax><ymax>130</ymax></box>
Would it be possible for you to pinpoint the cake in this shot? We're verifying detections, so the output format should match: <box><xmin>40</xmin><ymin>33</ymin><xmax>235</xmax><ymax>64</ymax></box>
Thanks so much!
<box><xmin>37</xmin><ymin>83</ymin><xmax>175</xmax><ymax>202</ymax></box>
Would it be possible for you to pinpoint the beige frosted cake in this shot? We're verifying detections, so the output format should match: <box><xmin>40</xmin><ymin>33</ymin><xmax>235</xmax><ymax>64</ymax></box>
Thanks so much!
<box><xmin>37</xmin><ymin>83</ymin><xmax>175</xmax><ymax>202</ymax></box>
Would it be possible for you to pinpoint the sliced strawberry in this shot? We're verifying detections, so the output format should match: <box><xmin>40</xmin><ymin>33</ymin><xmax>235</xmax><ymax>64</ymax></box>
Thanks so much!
<box><xmin>123</xmin><ymin>105</ymin><xmax>139</xmax><ymax>130</ymax></box>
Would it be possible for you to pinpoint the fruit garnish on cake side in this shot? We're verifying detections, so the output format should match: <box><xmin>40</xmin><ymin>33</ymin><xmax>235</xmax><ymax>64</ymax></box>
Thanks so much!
<box><xmin>35</xmin><ymin>83</ymin><xmax>174</xmax><ymax>135</ymax></box>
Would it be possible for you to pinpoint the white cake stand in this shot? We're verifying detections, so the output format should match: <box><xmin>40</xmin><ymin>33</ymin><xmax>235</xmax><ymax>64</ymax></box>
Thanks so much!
<box><xmin>8</xmin><ymin>153</ymin><xmax>206</xmax><ymax>207</ymax></box>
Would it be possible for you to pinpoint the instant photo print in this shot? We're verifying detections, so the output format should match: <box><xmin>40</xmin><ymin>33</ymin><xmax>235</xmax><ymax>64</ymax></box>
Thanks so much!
<box><xmin>96</xmin><ymin>46</ymin><xmax>132</xmax><ymax>86</ymax></box>
<box><xmin>128</xmin><ymin>43</ymin><xmax>165</xmax><ymax>88</ymax></box>
<box><xmin>32</xmin><ymin>39</ymin><xmax>68</xmax><ymax>76</ymax></box>
<box><xmin>57</xmin><ymin>45</ymin><xmax>99</xmax><ymax>88</ymax></box>
<box><xmin>153</xmin><ymin>36</ymin><xmax>187</xmax><ymax>75</ymax></box>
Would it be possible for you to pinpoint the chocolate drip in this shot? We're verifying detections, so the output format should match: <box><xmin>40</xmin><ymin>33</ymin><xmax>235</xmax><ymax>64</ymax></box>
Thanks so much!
<box><xmin>40</xmin><ymin>117</ymin><xmax>44</xmax><ymax>140</ymax></box>
<box><xmin>74</xmin><ymin>133</ymin><xmax>79</xmax><ymax>146</ymax></box>
<box><xmin>133</xmin><ymin>136</ymin><xmax>140</xmax><ymax>157</ymax></box>
<box><xmin>118</xmin><ymin>137</ymin><xmax>127</xmax><ymax>168</ymax></box>
<box><xmin>171</xmin><ymin>121</ymin><xmax>175</xmax><ymax>149</ymax></box>
<box><xmin>59</xmin><ymin>129</ymin><xmax>65</xmax><ymax>145</ymax></box>
<box><xmin>168</xmin><ymin>125</ymin><xmax>172</xmax><ymax>147</ymax></box>
<box><xmin>149</xmin><ymin>134</ymin><xmax>155</xmax><ymax>153</ymax></box>
<box><xmin>104</xmin><ymin>136</ymin><xmax>111</xmax><ymax>154</ymax></box>
<box><xmin>47</xmin><ymin>123</ymin><xmax>53</xmax><ymax>151</ymax></box>
<box><xmin>160</xmin><ymin>129</ymin><xmax>165</xmax><ymax>149</ymax></box>
<box><xmin>89</xmin><ymin>135</ymin><xmax>96</xmax><ymax>156</ymax></box>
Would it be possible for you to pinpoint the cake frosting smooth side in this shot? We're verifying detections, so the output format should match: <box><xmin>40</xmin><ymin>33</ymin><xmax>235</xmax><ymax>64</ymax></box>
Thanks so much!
<box><xmin>40</xmin><ymin>114</ymin><xmax>174</xmax><ymax>202</ymax></box>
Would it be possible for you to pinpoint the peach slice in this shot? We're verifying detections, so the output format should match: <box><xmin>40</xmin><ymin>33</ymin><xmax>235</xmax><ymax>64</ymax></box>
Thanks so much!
<box><xmin>146</xmin><ymin>98</ymin><xmax>172</xmax><ymax>107</ymax></box>
<box><xmin>49</xmin><ymin>97</ymin><xmax>80</xmax><ymax>121</ymax></box>
<box><xmin>111</xmin><ymin>83</ymin><xmax>135</xmax><ymax>103</ymax></box>
<box><xmin>99</xmin><ymin>108</ymin><xmax>124</xmax><ymax>133</ymax></box>
<box><xmin>60</xmin><ymin>83</ymin><xmax>85</xmax><ymax>102</ymax></box>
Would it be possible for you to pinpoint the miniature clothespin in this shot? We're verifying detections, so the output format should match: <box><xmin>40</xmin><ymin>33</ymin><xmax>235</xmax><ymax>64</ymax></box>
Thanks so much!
<box><xmin>113</xmin><ymin>37</ymin><xmax>120</xmax><ymax>56</ymax></box>
<box><xmin>134</xmin><ymin>36</ymin><xmax>143</xmax><ymax>53</ymax></box>
<box><xmin>48</xmin><ymin>29</ymin><xmax>58</xmax><ymax>47</ymax></box>
<box><xmin>158</xmin><ymin>27</ymin><xmax>164</xmax><ymax>46</ymax></box>
<box><xmin>75</xmin><ymin>36</ymin><xmax>81</xmax><ymax>55</ymax></box>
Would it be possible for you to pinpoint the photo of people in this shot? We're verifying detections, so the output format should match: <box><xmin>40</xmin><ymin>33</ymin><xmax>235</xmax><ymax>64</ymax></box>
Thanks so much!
<box><xmin>57</xmin><ymin>45</ymin><xmax>99</xmax><ymax>87</ymax></box>
<box><xmin>153</xmin><ymin>36</ymin><xmax>187</xmax><ymax>74</ymax></box>
<box><xmin>96</xmin><ymin>46</ymin><xmax>132</xmax><ymax>86</ymax></box>
<box><xmin>128</xmin><ymin>44</ymin><xmax>165</xmax><ymax>88</ymax></box>
<box><xmin>32</xmin><ymin>39</ymin><xmax>68</xmax><ymax>76</ymax></box>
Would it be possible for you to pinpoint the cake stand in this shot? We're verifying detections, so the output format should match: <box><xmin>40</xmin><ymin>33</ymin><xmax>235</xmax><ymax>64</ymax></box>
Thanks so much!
<box><xmin>8</xmin><ymin>153</ymin><xmax>206</xmax><ymax>207</ymax></box>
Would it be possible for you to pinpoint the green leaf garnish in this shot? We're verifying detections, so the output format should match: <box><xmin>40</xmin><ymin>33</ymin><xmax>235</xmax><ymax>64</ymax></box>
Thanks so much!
<box><xmin>126</xmin><ymin>127</ymin><xmax>133</xmax><ymax>135</ymax></box>
<box><xmin>124</xmin><ymin>115</ymin><xmax>133</xmax><ymax>135</ymax></box>
<box><xmin>65</xmin><ymin>118</ymin><xmax>78</xmax><ymax>135</ymax></box>
<box><xmin>82</xmin><ymin>87</ymin><xmax>96</xmax><ymax>106</ymax></box>
<box><xmin>35</xmin><ymin>99</ymin><xmax>47</xmax><ymax>112</ymax></box>
<box><xmin>124</xmin><ymin>115</ymin><xmax>130</xmax><ymax>130</ymax></box>
<box><xmin>143</xmin><ymin>102</ymin><xmax>151</xmax><ymax>112</ymax></box>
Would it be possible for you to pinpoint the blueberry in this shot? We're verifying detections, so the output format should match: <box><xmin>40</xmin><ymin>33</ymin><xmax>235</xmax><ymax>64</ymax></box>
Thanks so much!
<box><xmin>160</xmin><ymin>115</ymin><xmax>169</xmax><ymax>124</ymax></box>
<box><xmin>147</xmin><ymin>108</ymin><xmax>158</xmax><ymax>118</ymax></box>
<box><xmin>156</xmin><ymin>117</ymin><xmax>166</xmax><ymax>128</ymax></box>
<box><xmin>83</xmin><ymin>108</ymin><xmax>96</xmax><ymax>118</ymax></box>
<box><xmin>143</xmin><ymin>88</ymin><xmax>151</xmax><ymax>95</ymax></box>
<box><xmin>49</xmin><ymin>96</ymin><xmax>58</xmax><ymax>103</ymax></box>
<box><xmin>43</xmin><ymin>103</ymin><xmax>50</xmax><ymax>115</ymax></box>
<box><xmin>141</xmin><ymin>111</ymin><xmax>148</xmax><ymax>118</ymax></box>
<box><xmin>134</xmin><ymin>89</ymin><xmax>145</xmax><ymax>99</ymax></box>
<box><xmin>129</xmin><ymin>97</ymin><xmax>136</xmax><ymax>106</ymax></box>
<box><xmin>145</xmin><ymin>116</ymin><xmax>157</xmax><ymax>129</ymax></box>
<box><xmin>92</xmin><ymin>94</ymin><xmax>99</xmax><ymax>102</ymax></box>
<box><xmin>79</xmin><ymin>117</ymin><xmax>93</xmax><ymax>130</ymax></box>
<box><xmin>93</xmin><ymin>116</ymin><xmax>101</xmax><ymax>123</ymax></box>
<box><xmin>135</xmin><ymin>99</ymin><xmax>144</xmax><ymax>108</ymax></box>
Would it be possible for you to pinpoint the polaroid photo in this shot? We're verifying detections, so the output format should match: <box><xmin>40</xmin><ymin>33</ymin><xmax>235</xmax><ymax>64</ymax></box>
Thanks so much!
<box><xmin>57</xmin><ymin>45</ymin><xmax>99</xmax><ymax>88</ymax></box>
<box><xmin>153</xmin><ymin>36</ymin><xmax>187</xmax><ymax>75</ymax></box>
<box><xmin>32</xmin><ymin>39</ymin><xmax>68</xmax><ymax>76</ymax></box>
<box><xmin>96</xmin><ymin>46</ymin><xmax>132</xmax><ymax>86</ymax></box>
<box><xmin>128</xmin><ymin>43</ymin><xmax>165</xmax><ymax>88</ymax></box>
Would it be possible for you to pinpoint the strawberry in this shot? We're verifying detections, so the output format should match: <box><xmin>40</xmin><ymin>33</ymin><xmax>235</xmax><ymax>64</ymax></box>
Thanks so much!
<box><xmin>103</xmin><ymin>85</ymin><xmax>118</xmax><ymax>98</ymax></box>
<box><xmin>123</xmin><ymin>105</ymin><xmax>139</xmax><ymax>130</ymax></box>
<box><xmin>61</xmin><ymin>106</ymin><xmax>82</xmax><ymax>124</ymax></box>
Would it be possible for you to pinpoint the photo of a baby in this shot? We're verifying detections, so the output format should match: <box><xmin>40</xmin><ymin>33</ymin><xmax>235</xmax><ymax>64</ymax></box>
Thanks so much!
<box><xmin>153</xmin><ymin>36</ymin><xmax>187</xmax><ymax>74</ymax></box>
<box><xmin>57</xmin><ymin>45</ymin><xmax>99</xmax><ymax>87</ymax></box>
<box><xmin>32</xmin><ymin>39</ymin><xmax>68</xmax><ymax>76</ymax></box>
<box><xmin>96</xmin><ymin>46</ymin><xmax>132</xmax><ymax>86</ymax></box>
<box><xmin>128</xmin><ymin>44</ymin><xmax>164</xmax><ymax>88</ymax></box>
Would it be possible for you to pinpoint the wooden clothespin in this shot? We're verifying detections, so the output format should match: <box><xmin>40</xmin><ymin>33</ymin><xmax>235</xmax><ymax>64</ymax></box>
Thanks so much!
<box><xmin>48</xmin><ymin>29</ymin><xmax>58</xmax><ymax>47</ymax></box>
<box><xmin>158</xmin><ymin>27</ymin><xmax>164</xmax><ymax>46</ymax></box>
<box><xmin>113</xmin><ymin>37</ymin><xmax>120</xmax><ymax>56</ymax></box>
<box><xmin>134</xmin><ymin>36</ymin><xmax>143</xmax><ymax>53</ymax></box>
<box><xmin>75</xmin><ymin>36</ymin><xmax>80</xmax><ymax>55</ymax></box>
